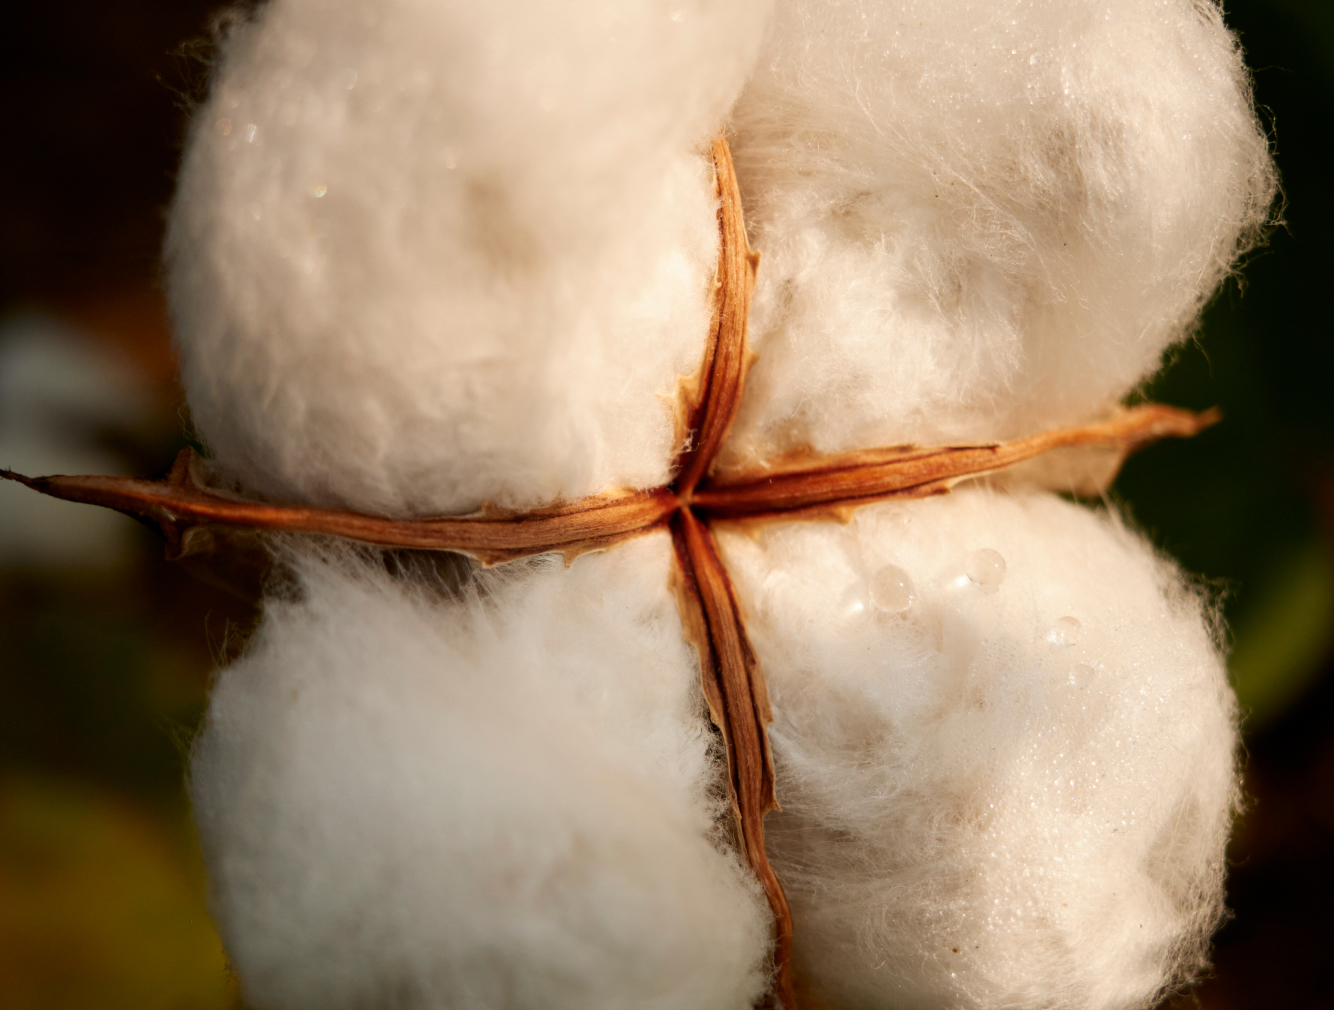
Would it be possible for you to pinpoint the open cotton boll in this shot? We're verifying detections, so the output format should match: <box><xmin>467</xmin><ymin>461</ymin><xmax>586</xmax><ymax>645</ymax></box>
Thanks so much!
<box><xmin>168</xmin><ymin>0</ymin><xmax>771</xmax><ymax>516</ymax></box>
<box><xmin>722</xmin><ymin>0</ymin><xmax>1275</xmax><ymax>466</ymax></box>
<box><xmin>191</xmin><ymin>534</ymin><xmax>770</xmax><ymax>1010</ymax></box>
<box><xmin>717</xmin><ymin>488</ymin><xmax>1237</xmax><ymax>1010</ymax></box>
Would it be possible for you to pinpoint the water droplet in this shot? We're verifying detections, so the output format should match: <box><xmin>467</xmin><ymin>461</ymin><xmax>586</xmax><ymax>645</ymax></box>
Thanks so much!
<box><xmin>308</xmin><ymin>182</ymin><xmax>328</xmax><ymax>198</ymax></box>
<box><xmin>245</xmin><ymin>123</ymin><xmax>259</xmax><ymax>143</ymax></box>
<box><xmin>839</xmin><ymin>581</ymin><xmax>868</xmax><ymax>620</ymax></box>
<box><xmin>869</xmin><ymin>564</ymin><xmax>914</xmax><ymax>613</ymax></box>
<box><xmin>966</xmin><ymin>549</ymin><xmax>1006</xmax><ymax>594</ymax></box>
<box><xmin>216</xmin><ymin>116</ymin><xmax>233</xmax><ymax>136</ymax></box>
<box><xmin>1049</xmin><ymin>616</ymin><xmax>1082</xmax><ymax>647</ymax></box>
<box><xmin>1069</xmin><ymin>664</ymin><xmax>1094</xmax><ymax>689</ymax></box>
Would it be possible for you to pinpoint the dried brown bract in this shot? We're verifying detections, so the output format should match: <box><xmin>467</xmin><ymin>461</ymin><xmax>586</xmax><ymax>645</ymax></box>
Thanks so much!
<box><xmin>0</xmin><ymin>134</ymin><xmax>1216</xmax><ymax>1009</ymax></box>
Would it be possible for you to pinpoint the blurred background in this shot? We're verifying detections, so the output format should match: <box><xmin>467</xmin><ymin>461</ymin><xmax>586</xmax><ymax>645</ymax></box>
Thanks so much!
<box><xmin>1</xmin><ymin>1</ymin><xmax>1330</xmax><ymax>1007</ymax></box>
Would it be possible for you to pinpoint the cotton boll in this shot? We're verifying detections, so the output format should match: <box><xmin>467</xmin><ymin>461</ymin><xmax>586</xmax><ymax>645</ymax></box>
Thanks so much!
<box><xmin>717</xmin><ymin>489</ymin><xmax>1237</xmax><ymax>1010</ymax></box>
<box><xmin>191</xmin><ymin>533</ymin><xmax>770</xmax><ymax>1010</ymax></box>
<box><xmin>168</xmin><ymin>0</ymin><xmax>771</xmax><ymax>515</ymax></box>
<box><xmin>722</xmin><ymin>0</ymin><xmax>1275</xmax><ymax>466</ymax></box>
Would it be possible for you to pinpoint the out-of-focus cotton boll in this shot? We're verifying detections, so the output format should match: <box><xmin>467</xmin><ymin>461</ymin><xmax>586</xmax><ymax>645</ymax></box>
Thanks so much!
<box><xmin>722</xmin><ymin>0</ymin><xmax>1275</xmax><ymax>466</ymax></box>
<box><xmin>168</xmin><ymin>0</ymin><xmax>771</xmax><ymax>516</ymax></box>
<box><xmin>717</xmin><ymin>488</ymin><xmax>1237</xmax><ymax>1010</ymax></box>
<box><xmin>191</xmin><ymin>533</ymin><xmax>770</xmax><ymax>1010</ymax></box>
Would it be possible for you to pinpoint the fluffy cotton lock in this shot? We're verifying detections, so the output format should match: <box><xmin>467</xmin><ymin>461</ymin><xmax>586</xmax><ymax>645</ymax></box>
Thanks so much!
<box><xmin>718</xmin><ymin>488</ymin><xmax>1237</xmax><ymax>1010</ymax></box>
<box><xmin>191</xmin><ymin>535</ymin><xmax>771</xmax><ymax>1010</ymax></box>
<box><xmin>167</xmin><ymin>0</ymin><xmax>772</xmax><ymax>515</ymax></box>
<box><xmin>722</xmin><ymin>0</ymin><xmax>1276</xmax><ymax>465</ymax></box>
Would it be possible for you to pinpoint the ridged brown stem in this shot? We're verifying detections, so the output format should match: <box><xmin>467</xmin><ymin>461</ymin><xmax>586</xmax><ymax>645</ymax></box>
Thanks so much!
<box><xmin>673</xmin><ymin>132</ymin><xmax>759</xmax><ymax>496</ymax></box>
<box><xmin>671</xmin><ymin>508</ymin><xmax>794</xmax><ymax>1010</ymax></box>
<box><xmin>0</xmin><ymin>405</ymin><xmax>1216</xmax><ymax>562</ymax></box>
<box><xmin>1</xmin><ymin>448</ymin><xmax>678</xmax><ymax>567</ymax></box>
<box><xmin>691</xmin><ymin>404</ymin><xmax>1218</xmax><ymax>519</ymax></box>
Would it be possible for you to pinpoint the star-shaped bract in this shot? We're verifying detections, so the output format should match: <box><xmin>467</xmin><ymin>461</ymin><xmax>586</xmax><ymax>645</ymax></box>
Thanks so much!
<box><xmin>1</xmin><ymin>135</ymin><xmax>1213</xmax><ymax>1008</ymax></box>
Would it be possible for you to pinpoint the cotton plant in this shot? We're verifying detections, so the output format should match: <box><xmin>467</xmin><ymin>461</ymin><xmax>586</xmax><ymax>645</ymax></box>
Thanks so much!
<box><xmin>3</xmin><ymin>0</ymin><xmax>1276</xmax><ymax>1008</ymax></box>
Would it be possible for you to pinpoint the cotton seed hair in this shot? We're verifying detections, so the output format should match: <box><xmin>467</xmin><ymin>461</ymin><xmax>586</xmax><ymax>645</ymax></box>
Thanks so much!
<box><xmin>170</xmin><ymin>0</ymin><xmax>1274</xmax><ymax>1008</ymax></box>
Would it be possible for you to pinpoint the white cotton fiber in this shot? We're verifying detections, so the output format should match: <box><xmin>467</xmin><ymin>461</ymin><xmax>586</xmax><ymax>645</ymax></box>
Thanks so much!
<box><xmin>191</xmin><ymin>532</ymin><xmax>770</xmax><ymax>1010</ymax></box>
<box><xmin>717</xmin><ymin>487</ymin><xmax>1238</xmax><ymax>1010</ymax></box>
<box><xmin>171</xmin><ymin>1</ymin><xmax>1266</xmax><ymax>1006</ymax></box>
<box><xmin>721</xmin><ymin>0</ymin><xmax>1275</xmax><ymax>467</ymax></box>
<box><xmin>168</xmin><ymin>0</ymin><xmax>771</xmax><ymax>515</ymax></box>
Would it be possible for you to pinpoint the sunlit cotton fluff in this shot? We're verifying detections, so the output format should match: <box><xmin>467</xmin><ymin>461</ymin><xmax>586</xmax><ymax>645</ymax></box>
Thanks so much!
<box><xmin>170</xmin><ymin>0</ymin><xmax>1274</xmax><ymax>1007</ymax></box>
<box><xmin>718</xmin><ymin>488</ymin><xmax>1238</xmax><ymax>1010</ymax></box>
<box><xmin>167</xmin><ymin>0</ymin><xmax>772</xmax><ymax>515</ymax></box>
<box><xmin>722</xmin><ymin>0</ymin><xmax>1276</xmax><ymax>467</ymax></box>
<box><xmin>191</xmin><ymin>535</ymin><xmax>771</xmax><ymax>1010</ymax></box>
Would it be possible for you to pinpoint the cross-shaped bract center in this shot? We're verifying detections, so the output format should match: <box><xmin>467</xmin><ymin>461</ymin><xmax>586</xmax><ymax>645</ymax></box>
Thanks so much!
<box><xmin>1</xmin><ymin>135</ymin><xmax>1215</xmax><ymax>1009</ymax></box>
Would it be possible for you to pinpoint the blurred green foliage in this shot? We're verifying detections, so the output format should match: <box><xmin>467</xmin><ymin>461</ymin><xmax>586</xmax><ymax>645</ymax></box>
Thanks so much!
<box><xmin>0</xmin><ymin>772</ymin><xmax>235</xmax><ymax>1010</ymax></box>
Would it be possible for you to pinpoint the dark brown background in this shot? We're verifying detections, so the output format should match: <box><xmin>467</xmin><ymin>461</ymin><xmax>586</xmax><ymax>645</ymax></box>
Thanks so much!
<box><xmin>1</xmin><ymin>2</ymin><xmax>1329</xmax><ymax>1007</ymax></box>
